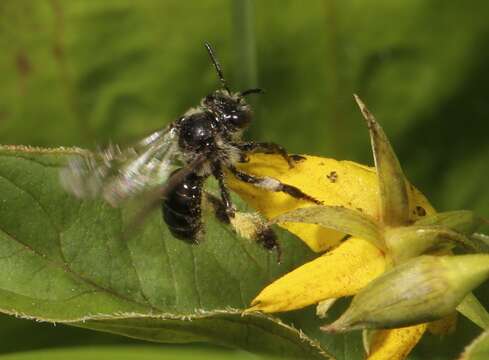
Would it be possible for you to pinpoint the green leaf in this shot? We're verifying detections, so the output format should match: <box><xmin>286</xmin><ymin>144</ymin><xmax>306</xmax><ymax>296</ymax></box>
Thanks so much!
<box><xmin>0</xmin><ymin>345</ymin><xmax>265</xmax><ymax>360</ymax></box>
<box><xmin>460</xmin><ymin>330</ymin><xmax>489</xmax><ymax>360</ymax></box>
<box><xmin>0</xmin><ymin>314</ymin><xmax>135</xmax><ymax>354</ymax></box>
<box><xmin>0</xmin><ymin>146</ymin><xmax>331</xmax><ymax>360</ymax></box>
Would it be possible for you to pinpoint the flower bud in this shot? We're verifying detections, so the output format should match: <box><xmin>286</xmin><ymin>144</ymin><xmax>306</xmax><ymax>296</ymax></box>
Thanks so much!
<box><xmin>322</xmin><ymin>254</ymin><xmax>489</xmax><ymax>332</ymax></box>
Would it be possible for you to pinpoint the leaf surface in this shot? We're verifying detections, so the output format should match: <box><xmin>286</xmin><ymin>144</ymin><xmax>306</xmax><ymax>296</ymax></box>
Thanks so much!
<box><xmin>0</xmin><ymin>146</ymin><xmax>331</xmax><ymax>360</ymax></box>
<box><xmin>0</xmin><ymin>345</ymin><xmax>265</xmax><ymax>360</ymax></box>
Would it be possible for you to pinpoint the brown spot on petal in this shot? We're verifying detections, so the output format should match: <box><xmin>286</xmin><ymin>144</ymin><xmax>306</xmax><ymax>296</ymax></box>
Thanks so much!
<box><xmin>327</xmin><ymin>171</ymin><xmax>338</xmax><ymax>183</ymax></box>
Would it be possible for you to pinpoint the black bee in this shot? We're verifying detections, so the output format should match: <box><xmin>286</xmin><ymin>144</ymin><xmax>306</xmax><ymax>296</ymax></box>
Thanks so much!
<box><xmin>60</xmin><ymin>42</ymin><xmax>319</xmax><ymax>255</ymax></box>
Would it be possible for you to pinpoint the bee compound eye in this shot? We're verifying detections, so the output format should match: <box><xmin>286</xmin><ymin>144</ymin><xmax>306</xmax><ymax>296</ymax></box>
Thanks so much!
<box><xmin>228</xmin><ymin>108</ymin><xmax>252</xmax><ymax>129</ymax></box>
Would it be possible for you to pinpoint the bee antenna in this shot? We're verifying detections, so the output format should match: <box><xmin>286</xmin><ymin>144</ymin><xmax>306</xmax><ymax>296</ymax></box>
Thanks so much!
<box><xmin>241</xmin><ymin>88</ymin><xmax>264</xmax><ymax>97</ymax></box>
<box><xmin>204</xmin><ymin>42</ymin><xmax>231</xmax><ymax>95</ymax></box>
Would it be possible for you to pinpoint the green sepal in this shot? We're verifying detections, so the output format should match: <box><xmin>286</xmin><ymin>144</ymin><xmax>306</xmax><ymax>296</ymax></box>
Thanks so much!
<box><xmin>322</xmin><ymin>255</ymin><xmax>489</xmax><ymax>332</ymax></box>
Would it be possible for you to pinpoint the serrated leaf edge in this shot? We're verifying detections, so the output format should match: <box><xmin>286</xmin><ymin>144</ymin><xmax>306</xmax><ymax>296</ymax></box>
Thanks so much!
<box><xmin>0</xmin><ymin>144</ymin><xmax>86</xmax><ymax>155</ymax></box>
<box><xmin>0</xmin><ymin>307</ymin><xmax>332</xmax><ymax>359</ymax></box>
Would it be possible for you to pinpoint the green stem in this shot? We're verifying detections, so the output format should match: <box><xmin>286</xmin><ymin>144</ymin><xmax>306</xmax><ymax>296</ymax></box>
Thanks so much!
<box><xmin>231</xmin><ymin>0</ymin><xmax>258</xmax><ymax>91</ymax></box>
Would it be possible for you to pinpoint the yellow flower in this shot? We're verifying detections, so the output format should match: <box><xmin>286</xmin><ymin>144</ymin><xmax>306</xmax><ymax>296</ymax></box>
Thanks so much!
<box><xmin>226</xmin><ymin>96</ymin><xmax>488</xmax><ymax>360</ymax></box>
<box><xmin>229</xmin><ymin>153</ymin><xmax>433</xmax><ymax>359</ymax></box>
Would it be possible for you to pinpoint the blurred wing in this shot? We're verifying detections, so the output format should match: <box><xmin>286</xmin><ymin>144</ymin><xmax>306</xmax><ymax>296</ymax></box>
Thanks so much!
<box><xmin>60</xmin><ymin>125</ymin><xmax>180</xmax><ymax>206</ymax></box>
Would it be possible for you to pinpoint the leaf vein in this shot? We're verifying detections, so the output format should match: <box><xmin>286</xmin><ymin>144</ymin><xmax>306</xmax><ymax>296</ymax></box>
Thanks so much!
<box><xmin>0</xmin><ymin>171</ymin><xmax>67</xmax><ymax>263</ymax></box>
<box><xmin>158</xmin><ymin>220</ymin><xmax>178</xmax><ymax>307</ymax></box>
<box><xmin>0</xmin><ymin>225</ymin><xmax>160</xmax><ymax>313</ymax></box>
<box><xmin>119</xmin><ymin>210</ymin><xmax>156</xmax><ymax>309</ymax></box>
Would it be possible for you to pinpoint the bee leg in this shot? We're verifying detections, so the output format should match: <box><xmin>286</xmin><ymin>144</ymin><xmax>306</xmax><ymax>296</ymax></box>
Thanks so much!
<box><xmin>255</xmin><ymin>226</ymin><xmax>281</xmax><ymax>263</ymax></box>
<box><xmin>235</xmin><ymin>141</ymin><xmax>295</xmax><ymax>168</ymax></box>
<box><xmin>228</xmin><ymin>165</ymin><xmax>322</xmax><ymax>205</ymax></box>
<box><xmin>211</xmin><ymin>162</ymin><xmax>236</xmax><ymax>218</ymax></box>
<box><xmin>204</xmin><ymin>191</ymin><xmax>281</xmax><ymax>262</ymax></box>
<box><xmin>204</xmin><ymin>192</ymin><xmax>230</xmax><ymax>224</ymax></box>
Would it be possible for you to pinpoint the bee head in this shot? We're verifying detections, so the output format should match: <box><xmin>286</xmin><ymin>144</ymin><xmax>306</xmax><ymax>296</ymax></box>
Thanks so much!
<box><xmin>203</xmin><ymin>90</ymin><xmax>253</xmax><ymax>129</ymax></box>
<box><xmin>203</xmin><ymin>43</ymin><xmax>263</xmax><ymax>130</ymax></box>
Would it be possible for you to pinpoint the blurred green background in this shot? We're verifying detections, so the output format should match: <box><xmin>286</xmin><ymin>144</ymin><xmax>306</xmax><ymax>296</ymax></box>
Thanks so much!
<box><xmin>0</xmin><ymin>0</ymin><xmax>488</xmax><ymax>359</ymax></box>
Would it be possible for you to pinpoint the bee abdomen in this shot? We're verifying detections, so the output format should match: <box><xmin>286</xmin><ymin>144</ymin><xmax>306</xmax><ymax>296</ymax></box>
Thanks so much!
<box><xmin>162</xmin><ymin>171</ymin><xmax>205</xmax><ymax>243</ymax></box>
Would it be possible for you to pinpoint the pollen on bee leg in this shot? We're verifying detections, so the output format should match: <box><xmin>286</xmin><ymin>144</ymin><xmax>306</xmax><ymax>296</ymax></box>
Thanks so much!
<box><xmin>230</xmin><ymin>212</ymin><xmax>280</xmax><ymax>257</ymax></box>
<box><xmin>230</xmin><ymin>212</ymin><xmax>268</xmax><ymax>240</ymax></box>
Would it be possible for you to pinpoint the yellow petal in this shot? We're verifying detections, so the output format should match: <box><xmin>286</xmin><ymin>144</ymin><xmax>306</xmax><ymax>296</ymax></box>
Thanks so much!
<box><xmin>227</xmin><ymin>154</ymin><xmax>435</xmax><ymax>252</ymax></box>
<box><xmin>248</xmin><ymin>236</ymin><xmax>386</xmax><ymax>313</ymax></box>
<box><xmin>367</xmin><ymin>323</ymin><xmax>427</xmax><ymax>360</ymax></box>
